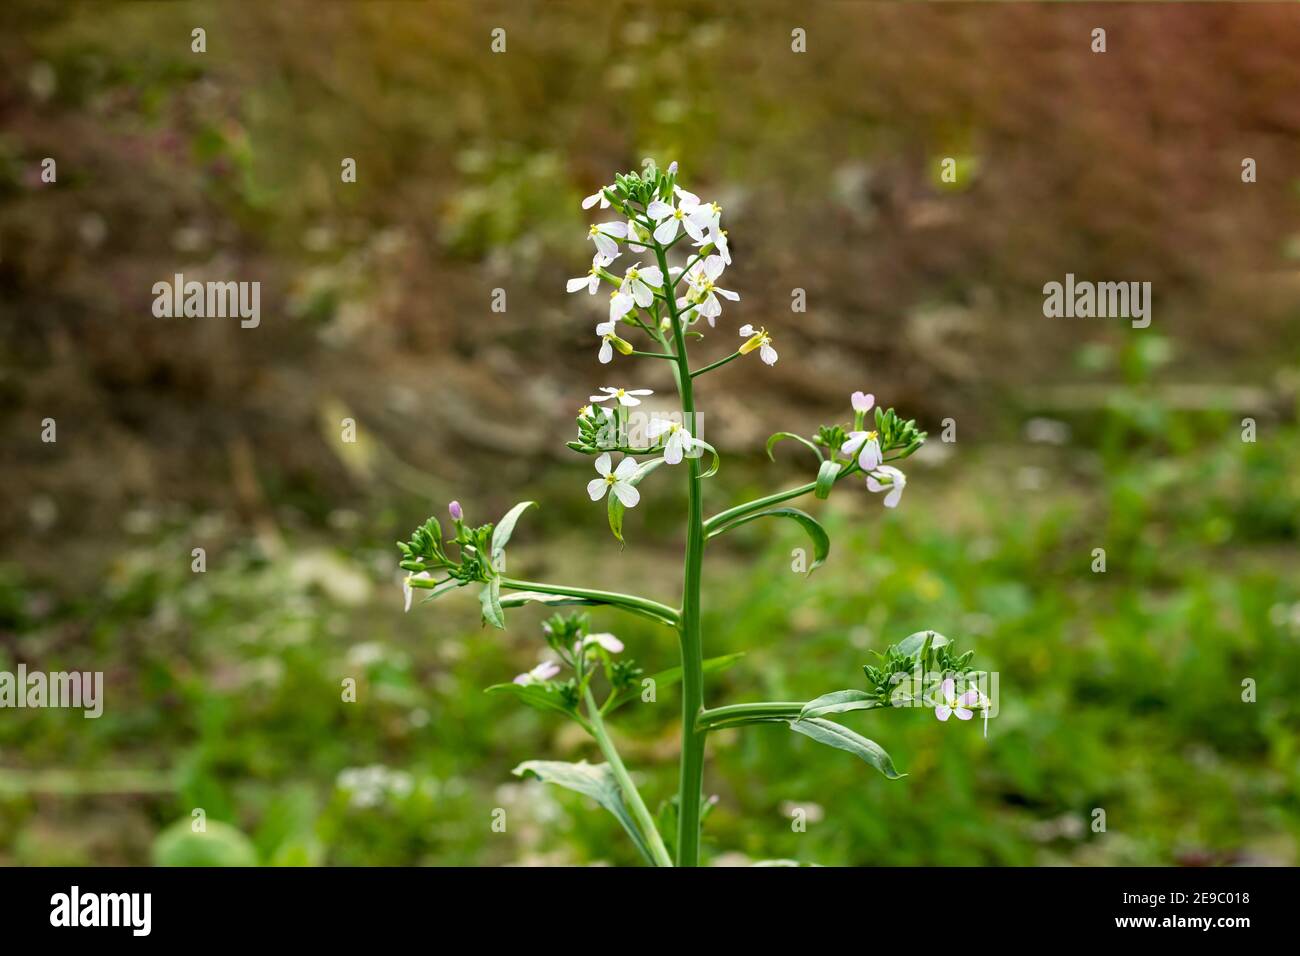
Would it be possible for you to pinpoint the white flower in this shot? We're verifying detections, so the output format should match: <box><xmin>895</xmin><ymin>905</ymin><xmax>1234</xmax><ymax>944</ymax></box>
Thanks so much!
<box><xmin>587</xmin><ymin>453</ymin><xmax>641</xmax><ymax>508</ymax></box>
<box><xmin>566</xmin><ymin>254</ymin><xmax>611</xmax><ymax>295</ymax></box>
<box><xmin>514</xmin><ymin>660</ymin><xmax>562</xmax><ymax>686</ymax></box>
<box><xmin>646</xmin><ymin>186</ymin><xmax>711</xmax><ymax>244</ymax></box>
<box><xmin>576</xmin><ymin>632</ymin><xmax>625</xmax><ymax>654</ymax></box>
<box><xmin>700</xmin><ymin>223</ymin><xmax>731</xmax><ymax>265</ymax></box>
<box><xmin>595</xmin><ymin>321</ymin><xmax>632</xmax><ymax>364</ymax></box>
<box><xmin>608</xmin><ymin>289</ymin><xmax>635</xmax><ymax>323</ymax></box>
<box><xmin>679</xmin><ymin>255</ymin><xmax>738</xmax><ymax>325</ymax></box>
<box><xmin>738</xmin><ymin>325</ymin><xmax>778</xmax><ymax>365</ymax></box>
<box><xmin>851</xmin><ymin>391</ymin><xmax>874</xmax><ymax>414</ymax></box>
<box><xmin>402</xmin><ymin>571</ymin><xmax>432</xmax><ymax>613</ymax></box>
<box><xmin>582</xmin><ymin>185</ymin><xmax>613</xmax><ymax>210</ymax></box>
<box><xmin>646</xmin><ymin>417</ymin><xmax>695</xmax><ymax>465</ymax></box>
<box><xmin>841</xmin><ymin>429</ymin><xmax>882</xmax><ymax>470</ymax></box>
<box><xmin>866</xmin><ymin>465</ymin><xmax>907</xmax><ymax>508</ymax></box>
<box><xmin>588</xmin><ymin>221</ymin><xmax>628</xmax><ymax>260</ymax></box>
<box><xmin>935</xmin><ymin>677</ymin><xmax>981</xmax><ymax>722</ymax></box>
<box><xmin>618</xmin><ymin>262</ymin><xmax>664</xmax><ymax>309</ymax></box>
<box><xmin>590</xmin><ymin>386</ymin><xmax>653</xmax><ymax>407</ymax></box>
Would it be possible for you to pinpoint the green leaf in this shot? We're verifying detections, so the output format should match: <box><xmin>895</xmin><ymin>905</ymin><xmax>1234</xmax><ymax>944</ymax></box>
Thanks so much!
<box><xmin>787</xmin><ymin>718</ymin><xmax>904</xmax><ymax>779</ymax></box>
<box><xmin>708</xmin><ymin>507</ymin><xmax>829</xmax><ymax>573</ymax></box>
<box><xmin>814</xmin><ymin>460</ymin><xmax>841</xmax><ymax>499</ymax></box>
<box><xmin>499</xmin><ymin>591</ymin><xmax>601</xmax><ymax>610</ymax></box>
<box><xmin>512</xmin><ymin>760</ymin><xmax>655</xmax><ymax>865</ymax></box>
<box><xmin>691</xmin><ymin>438</ymin><xmax>721</xmax><ymax>479</ymax></box>
<box><xmin>607</xmin><ymin>458</ymin><xmax>666</xmax><ymax>545</ymax></box>
<box><xmin>415</xmin><ymin>577</ymin><xmax>467</xmax><ymax>606</ymax></box>
<box><xmin>485</xmin><ymin>682</ymin><xmax>578</xmax><ymax>718</ymax></box>
<box><xmin>799</xmin><ymin>689</ymin><xmax>880</xmax><ymax>720</ymax></box>
<box><xmin>606</xmin><ymin>652</ymin><xmax>745</xmax><ymax>713</ymax></box>
<box><xmin>766</xmin><ymin>431</ymin><xmax>823</xmax><ymax>465</ymax></box>
<box><xmin>479</xmin><ymin>577</ymin><xmax>505</xmax><ymax>630</ymax></box>
<box><xmin>894</xmin><ymin>630</ymin><xmax>950</xmax><ymax>661</ymax></box>
<box><xmin>490</xmin><ymin>500</ymin><xmax>536</xmax><ymax>572</ymax></box>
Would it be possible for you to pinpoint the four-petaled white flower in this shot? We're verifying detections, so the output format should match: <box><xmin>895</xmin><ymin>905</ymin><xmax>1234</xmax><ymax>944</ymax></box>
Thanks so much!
<box><xmin>842</xmin><ymin>429</ymin><xmax>882</xmax><ymax>471</ymax></box>
<box><xmin>590</xmin><ymin>386</ymin><xmax>653</xmax><ymax>407</ymax></box>
<box><xmin>582</xmin><ymin>185</ymin><xmax>613</xmax><ymax>210</ymax></box>
<box><xmin>566</xmin><ymin>254</ymin><xmax>611</xmax><ymax>295</ymax></box>
<box><xmin>595</xmin><ymin>321</ymin><xmax>632</xmax><ymax>364</ymax></box>
<box><xmin>701</xmin><ymin>223</ymin><xmax>731</xmax><ymax>265</ymax></box>
<box><xmin>576</xmin><ymin>632</ymin><xmax>625</xmax><ymax>654</ymax></box>
<box><xmin>402</xmin><ymin>571</ymin><xmax>432</xmax><ymax>613</ymax></box>
<box><xmin>866</xmin><ymin>465</ymin><xmax>907</xmax><ymax>508</ymax></box>
<box><xmin>514</xmin><ymin>660</ymin><xmax>562</xmax><ymax>686</ymax></box>
<box><xmin>587</xmin><ymin>453</ymin><xmax>641</xmax><ymax>507</ymax></box>
<box><xmin>935</xmin><ymin>677</ymin><xmax>981</xmax><ymax>722</ymax></box>
<box><xmin>647</xmin><ymin>186</ymin><xmax>711</xmax><ymax>244</ymax></box>
<box><xmin>851</xmin><ymin>391</ymin><xmax>874</xmax><ymax>414</ymax></box>
<box><xmin>680</xmin><ymin>255</ymin><xmax>738</xmax><ymax>325</ymax></box>
<box><xmin>588</xmin><ymin>221</ymin><xmax>628</xmax><ymax>260</ymax></box>
<box><xmin>738</xmin><ymin>325</ymin><xmax>778</xmax><ymax>365</ymax></box>
<box><xmin>619</xmin><ymin>262</ymin><xmax>664</xmax><ymax>308</ymax></box>
<box><xmin>647</xmin><ymin>417</ymin><xmax>696</xmax><ymax>465</ymax></box>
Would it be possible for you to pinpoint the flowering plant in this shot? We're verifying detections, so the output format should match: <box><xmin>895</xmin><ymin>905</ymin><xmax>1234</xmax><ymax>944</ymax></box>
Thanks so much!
<box><xmin>398</xmin><ymin>162</ymin><xmax>981</xmax><ymax>866</ymax></box>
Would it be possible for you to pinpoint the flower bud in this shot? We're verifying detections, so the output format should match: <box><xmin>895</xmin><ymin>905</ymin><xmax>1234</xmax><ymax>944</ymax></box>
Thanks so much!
<box><xmin>448</xmin><ymin>500</ymin><xmax>463</xmax><ymax>521</ymax></box>
<box><xmin>739</xmin><ymin>332</ymin><xmax>766</xmax><ymax>355</ymax></box>
<box><xmin>610</xmin><ymin>334</ymin><xmax>634</xmax><ymax>356</ymax></box>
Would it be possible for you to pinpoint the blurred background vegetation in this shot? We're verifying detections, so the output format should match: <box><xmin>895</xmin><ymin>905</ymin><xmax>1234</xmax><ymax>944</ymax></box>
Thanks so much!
<box><xmin>1</xmin><ymin>1</ymin><xmax>1298</xmax><ymax>865</ymax></box>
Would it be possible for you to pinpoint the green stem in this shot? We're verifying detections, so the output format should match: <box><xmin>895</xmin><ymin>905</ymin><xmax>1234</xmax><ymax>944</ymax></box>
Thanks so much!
<box><xmin>698</xmin><ymin>701</ymin><xmax>806</xmax><ymax>730</ymax></box>
<box><xmin>654</xmin><ymin>240</ymin><xmax>708</xmax><ymax>868</ymax></box>
<box><xmin>702</xmin><ymin>463</ymin><xmax>862</xmax><ymax>534</ymax></box>
<box><xmin>499</xmin><ymin>577</ymin><xmax>679</xmax><ymax>627</ymax></box>
<box><xmin>690</xmin><ymin>350</ymin><xmax>742</xmax><ymax>378</ymax></box>
<box><xmin>583</xmin><ymin>685</ymin><xmax>674</xmax><ymax>867</ymax></box>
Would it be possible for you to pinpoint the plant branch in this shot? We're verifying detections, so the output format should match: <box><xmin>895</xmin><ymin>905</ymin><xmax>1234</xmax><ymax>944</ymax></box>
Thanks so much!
<box><xmin>698</xmin><ymin>701</ymin><xmax>807</xmax><ymax>731</ymax></box>
<box><xmin>499</xmin><ymin>577</ymin><xmax>680</xmax><ymax>627</ymax></box>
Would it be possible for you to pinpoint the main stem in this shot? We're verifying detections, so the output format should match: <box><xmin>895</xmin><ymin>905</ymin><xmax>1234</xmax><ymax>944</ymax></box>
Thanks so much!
<box><xmin>654</xmin><ymin>241</ymin><xmax>707</xmax><ymax>867</ymax></box>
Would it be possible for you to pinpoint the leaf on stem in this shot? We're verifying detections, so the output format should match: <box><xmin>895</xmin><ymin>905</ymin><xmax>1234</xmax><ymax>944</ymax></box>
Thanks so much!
<box><xmin>513</xmin><ymin>759</ymin><xmax>656</xmax><ymax>865</ymax></box>
<box><xmin>766</xmin><ymin>431</ymin><xmax>823</xmax><ymax>465</ymax></box>
<box><xmin>479</xmin><ymin>577</ymin><xmax>505</xmax><ymax>630</ymax></box>
<box><xmin>787</xmin><ymin>718</ymin><xmax>904</xmax><ymax>779</ymax></box>
<box><xmin>491</xmin><ymin>500</ymin><xmax>537</xmax><ymax>572</ymax></box>
<box><xmin>485</xmin><ymin>682</ymin><xmax>579</xmax><ymax>718</ymax></box>
<box><xmin>814</xmin><ymin>460</ymin><xmax>841</xmax><ymax>500</ymax></box>
<box><xmin>707</xmin><ymin>507</ymin><xmax>830</xmax><ymax>573</ymax></box>
<box><xmin>799</xmin><ymin>689</ymin><xmax>880</xmax><ymax>720</ymax></box>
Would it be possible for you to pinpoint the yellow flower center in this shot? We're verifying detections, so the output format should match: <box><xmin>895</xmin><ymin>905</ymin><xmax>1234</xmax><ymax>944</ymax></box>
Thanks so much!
<box><xmin>673</xmin><ymin>208</ymin><xmax>685</xmax><ymax>220</ymax></box>
<box><xmin>605</xmin><ymin>474</ymin><xmax>618</xmax><ymax>485</ymax></box>
<box><xmin>615</xmin><ymin>389</ymin><xmax>626</xmax><ymax>398</ymax></box>
<box><xmin>589</xmin><ymin>225</ymin><xmax>599</xmax><ymax>236</ymax></box>
<box><xmin>627</xmin><ymin>268</ymin><xmax>639</xmax><ymax>280</ymax></box>
<box><xmin>866</xmin><ymin>431</ymin><xmax>878</xmax><ymax>441</ymax></box>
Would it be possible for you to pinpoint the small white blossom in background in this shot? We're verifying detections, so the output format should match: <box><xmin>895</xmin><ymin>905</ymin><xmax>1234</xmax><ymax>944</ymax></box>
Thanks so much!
<box><xmin>587</xmin><ymin>452</ymin><xmax>641</xmax><ymax>507</ymax></box>
<box><xmin>619</xmin><ymin>261</ymin><xmax>664</xmax><ymax>308</ymax></box>
<box><xmin>646</xmin><ymin>417</ymin><xmax>696</xmax><ymax>465</ymax></box>
<box><xmin>842</xmin><ymin>429</ymin><xmax>883</xmax><ymax>471</ymax></box>
<box><xmin>851</xmin><ymin>391</ymin><xmax>874</xmax><ymax>414</ymax></box>
<box><xmin>647</xmin><ymin>186</ymin><xmax>711</xmax><ymax>244</ymax></box>
<box><xmin>402</xmin><ymin>570</ymin><xmax>433</xmax><ymax>612</ymax></box>
<box><xmin>588</xmin><ymin>220</ymin><xmax>628</xmax><ymax>260</ymax></box>
<box><xmin>567</xmin><ymin>254</ymin><xmax>611</xmax><ymax>295</ymax></box>
<box><xmin>935</xmin><ymin>678</ymin><xmax>981</xmax><ymax>722</ymax></box>
<box><xmin>576</xmin><ymin>632</ymin><xmax>625</xmax><ymax>654</ymax></box>
<box><xmin>738</xmin><ymin>325</ymin><xmax>778</xmax><ymax>365</ymax></box>
<box><xmin>590</xmin><ymin>386</ymin><xmax>653</xmax><ymax>407</ymax></box>
<box><xmin>866</xmin><ymin>465</ymin><xmax>907</xmax><ymax>508</ymax></box>
<box><xmin>513</xmin><ymin>660</ymin><xmax>562</xmax><ymax>685</ymax></box>
<box><xmin>680</xmin><ymin>255</ymin><xmax>738</xmax><ymax>325</ymax></box>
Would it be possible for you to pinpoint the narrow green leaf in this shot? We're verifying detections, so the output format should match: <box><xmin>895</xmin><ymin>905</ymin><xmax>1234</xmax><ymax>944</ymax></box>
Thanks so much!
<box><xmin>491</xmin><ymin>500</ymin><xmax>537</xmax><ymax>571</ymax></box>
<box><xmin>788</xmin><ymin>718</ymin><xmax>904</xmax><ymax>779</ymax></box>
<box><xmin>512</xmin><ymin>760</ymin><xmax>655</xmax><ymax>865</ymax></box>
<box><xmin>416</xmin><ymin>578</ymin><xmax>466</xmax><ymax>606</ymax></box>
<box><xmin>814</xmin><ymin>460</ymin><xmax>841</xmax><ymax>499</ymax></box>
<box><xmin>479</xmin><ymin>577</ymin><xmax>505</xmax><ymax>630</ymax></box>
<box><xmin>691</xmin><ymin>438</ymin><xmax>721</xmax><ymax>479</ymax></box>
<box><xmin>766</xmin><ymin>431</ymin><xmax>823</xmax><ymax>465</ymax></box>
<box><xmin>485</xmin><ymin>682</ymin><xmax>577</xmax><ymax>718</ymax></box>
<box><xmin>708</xmin><ymin>507</ymin><xmax>829</xmax><ymax>573</ymax></box>
<box><xmin>799</xmin><ymin>689</ymin><xmax>880</xmax><ymax>720</ymax></box>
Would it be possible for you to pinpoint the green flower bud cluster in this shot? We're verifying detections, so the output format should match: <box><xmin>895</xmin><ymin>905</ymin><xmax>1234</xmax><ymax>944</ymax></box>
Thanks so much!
<box><xmin>397</xmin><ymin>513</ymin><xmax>495</xmax><ymax>585</ymax></box>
